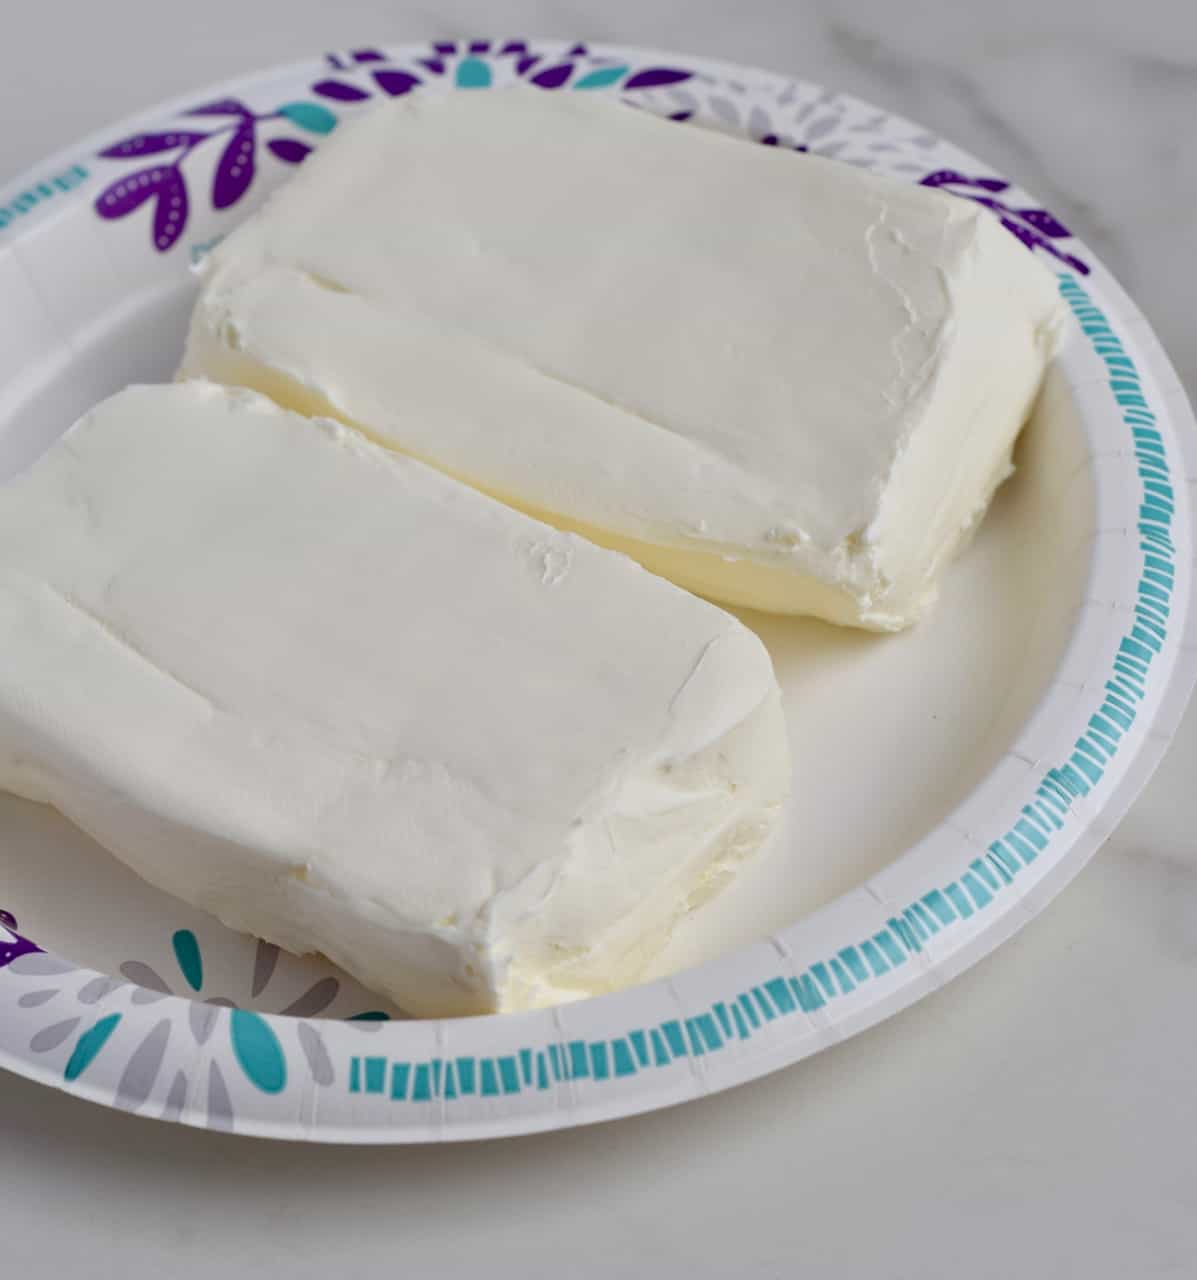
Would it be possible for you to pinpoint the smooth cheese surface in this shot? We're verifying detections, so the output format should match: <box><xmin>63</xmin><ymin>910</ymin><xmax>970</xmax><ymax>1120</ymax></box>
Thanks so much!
<box><xmin>0</xmin><ymin>383</ymin><xmax>789</xmax><ymax>1016</ymax></box>
<box><xmin>182</xmin><ymin>87</ymin><xmax>1067</xmax><ymax>630</ymax></box>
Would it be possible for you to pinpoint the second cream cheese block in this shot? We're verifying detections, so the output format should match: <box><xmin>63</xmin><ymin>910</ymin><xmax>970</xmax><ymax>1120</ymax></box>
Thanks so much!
<box><xmin>182</xmin><ymin>87</ymin><xmax>1067</xmax><ymax>630</ymax></box>
<box><xmin>0</xmin><ymin>383</ymin><xmax>788</xmax><ymax>1016</ymax></box>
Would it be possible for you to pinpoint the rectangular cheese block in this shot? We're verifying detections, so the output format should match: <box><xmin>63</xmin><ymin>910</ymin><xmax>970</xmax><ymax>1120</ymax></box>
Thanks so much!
<box><xmin>0</xmin><ymin>382</ymin><xmax>789</xmax><ymax>1016</ymax></box>
<box><xmin>181</xmin><ymin>87</ymin><xmax>1067</xmax><ymax>630</ymax></box>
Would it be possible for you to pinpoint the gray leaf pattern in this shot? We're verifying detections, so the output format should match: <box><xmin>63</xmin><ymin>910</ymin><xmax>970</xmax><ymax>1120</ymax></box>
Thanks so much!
<box><xmin>120</xmin><ymin>960</ymin><xmax>170</xmax><ymax>993</ymax></box>
<box><xmin>207</xmin><ymin>1060</ymin><xmax>234</xmax><ymax>1131</ymax></box>
<box><xmin>251</xmin><ymin>939</ymin><xmax>279</xmax><ymax>997</ymax></box>
<box><xmin>852</xmin><ymin>112</ymin><xmax>889</xmax><ymax>133</ymax></box>
<box><xmin>804</xmin><ymin>114</ymin><xmax>841</xmax><ymax>143</ymax></box>
<box><xmin>115</xmin><ymin>1018</ymin><xmax>171</xmax><ymax>1111</ymax></box>
<box><xmin>30</xmin><ymin>1017</ymin><xmax>80</xmax><ymax>1052</ymax></box>
<box><xmin>162</xmin><ymin>1070</ymin><xmax>188</xmax><ymax>1123</ymax></box>
<box><xmin>77</xmin><ymin>975</ymin><xmax>122</xmax><ymax>1004</ymax></box>
<box><xmin>188</xmin><ymin>1000</ymin><xmax>218</xmax><ymax>1045</ymax></box>
<box><xmin>297</xmin><ymin>1023</ymin><xmax>335</xmax><ymax>1086</ymax></box>
<box><xmin>10</xmin><ymin>953</ymin><xmax>74</xmax><ymax>976</ymax></box>
<box><xmin>17</xmin><ymin>988</ymin><xmax>58</xmax><ymax>1008</ymax></box>
<box><xmin>667</xmin><ymin>88</ymin><xmax>699</xmax><ymax>113</ymax></box>
<box><xmin>747</xmin><ymin>106</ymin><xmax>771</xmax><ymax>139</ymax></box>
<box><xmin>279</xmin><ymin>977</ymin><xmax>340</xmax><ymax>1017</ymax></box>
<box><xmin>131</xmin><ymin>987</ymin><xmax>170</xmax><ymax>1005</ymax></box>
<box><xmin>708</xmin><ymin>96</ymin><xmax>740</xmax><ymax>128</ymax></box>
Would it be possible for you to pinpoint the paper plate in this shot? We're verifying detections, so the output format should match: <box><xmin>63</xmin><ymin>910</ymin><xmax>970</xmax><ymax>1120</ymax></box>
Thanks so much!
<box><xmin>1</xmin><ymin>40</ymin><xmax>1194</xmax><ymax>1142</ymax></box>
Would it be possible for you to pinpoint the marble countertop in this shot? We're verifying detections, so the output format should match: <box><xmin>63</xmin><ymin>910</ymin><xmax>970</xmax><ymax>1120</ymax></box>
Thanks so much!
<box><xmin>1</xmin><ymin>2</ymin><xmax>1194</xmax><ymax>1276</ymax></box>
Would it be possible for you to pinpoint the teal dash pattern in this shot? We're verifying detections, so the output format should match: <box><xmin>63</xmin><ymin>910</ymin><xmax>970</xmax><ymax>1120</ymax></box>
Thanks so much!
<box><xmin>0</xmin><ymin>164</ymin><xmax>89</xmax><ymax>231</ymax></box>
<box><xmin>343</xmin><ymin>273</ymin><xmax>1170</xmax><ymax>1104</ymax></box>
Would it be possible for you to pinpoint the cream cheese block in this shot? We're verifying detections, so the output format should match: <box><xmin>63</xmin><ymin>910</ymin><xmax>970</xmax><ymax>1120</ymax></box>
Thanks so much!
<box><xmin>181</xmin><ymin>87</ymin><xmax>1067</xmax><ymax>630</ymax></box>
<box><xmin>0</xmin><ymin>382</ymin><xmax>788</xmax><ymax>1016</ymax></box>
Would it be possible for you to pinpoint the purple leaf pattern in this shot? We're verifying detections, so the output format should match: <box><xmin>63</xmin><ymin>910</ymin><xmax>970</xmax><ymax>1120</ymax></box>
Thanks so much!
<box><xmin>919</xmin><ymin>170</ymin><xmax>1088</xmax><ymax>274</ymax></box>
<box><xmin>623</xmin><ymin>67</ymin><xmax>693</xmax><ymax>91</ymax></box>
<box><xmin>152</xmin><ymin>168</ymin><xmax>188</xmax><ymax>250</ymax></box>
<box><xmin>85</xmin><ymin>39</ymin><xmax>1085</xmax><ymax>287</ymax></box>
<box><xmin>211</xmin><ymin>122</ymin><xmax>255</xmax><ymax>210</ymax></box>
<box><xmin>373</xmin><ymin>69</ymin><xmax>421</xmax><ymax>97</ymax></box>
<box><xmin>186</xmin><ymin>97</ymin><xmax>251</xmax><ymax>117</ymax></box>
<box><xmin>267</xmin><ymin>137</ymin><xmax>311</xmax><ymax>165</ymax></box>
<box><xmin>98</xmin><ymin>131</ymin><xmax>207</xmax><ymax>159</ymax></box>
<box><xmin>1017</xmin><ymin>207</ymin><xmax>1071</xmax><ymax>238</ymax></box>
<box><xmin>95</xmin><ymin>165</ymin><xmax>172</xmax><ymax>220</ymax></box>
<box><xmin>922</xmin><ymin>169</ymin><xmax>1009</xmax><ymax>194</ymax></box>
<box><xmin>530</xmin><ymin>62</ymin><xmax>574</xmax><ymax>89</ymax></box>
<box><xmin>94</xmin><ymin>88</ymin><xmax>329</xmax><ymax>250</ymax></box>
<box><xmin>0</xmin><ymin>907</ymin><xmax>40</xmax><ymax>969</ymax></box>
<box><xmin>312</xmin><ymin>78</ymin><xmax>372</xmax><ymax>103</ymax></box>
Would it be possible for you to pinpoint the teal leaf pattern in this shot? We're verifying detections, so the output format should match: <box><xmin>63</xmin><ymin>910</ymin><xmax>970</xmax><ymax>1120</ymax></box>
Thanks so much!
<box><xmin>64</xmin><ymin>1014</ymin><xmax>121</xmax><ymax>1081</ymax></box>
<box><xmin>574</xmin><ymin>66</ymin><xmax>629</xmax><ymax>90</ymax></box>
<box><xmin>171</xmin><ymin>929</ymin><xmax>203</xmax><ymax>991</ymax></box>
<box><xmin>230</xmin><ymin>1009</ymin><xmax>287</xmax><ymax>1093</ymax></box>
<box><xmin>455</xmin><ymin>57</ymin><xmax>492</xmax><ymax>89</ymax></box>
<box><xmin>277</xmin><ymin>101</ymin><xmax>338</xmax><ymax>135</ymax></box>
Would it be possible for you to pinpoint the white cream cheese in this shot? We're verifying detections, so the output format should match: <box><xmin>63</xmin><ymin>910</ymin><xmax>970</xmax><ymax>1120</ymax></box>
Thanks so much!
<box><xmin>181</xmin><ymin>87</ymin><xmax>1067</xmax><ymax>630</ymax></box>
<box><xmin>0</xmin><ymin>383</ymin><xmax>789</xmax><ymax>1016</ymax></box>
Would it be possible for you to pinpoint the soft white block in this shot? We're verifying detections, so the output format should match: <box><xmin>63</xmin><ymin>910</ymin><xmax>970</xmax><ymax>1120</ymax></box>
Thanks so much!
<box><xmin>0</xmin><ymin>382</ymin><xmax>788</xmax><ymax>1016</ymax></box>
<box><xmin>182</xmin><ymin>88</ymin><xmax>1066</xmax><ymax>629</ymax></box>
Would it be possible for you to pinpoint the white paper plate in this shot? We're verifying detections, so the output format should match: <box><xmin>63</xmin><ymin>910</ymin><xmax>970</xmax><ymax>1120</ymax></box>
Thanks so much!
<box><xmin>1</xmin><ymin>40</ymin><xmax>1194</xmax><ymax>1142</ymax></box>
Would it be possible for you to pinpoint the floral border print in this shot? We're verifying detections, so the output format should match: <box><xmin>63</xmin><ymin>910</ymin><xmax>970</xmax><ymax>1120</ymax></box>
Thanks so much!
<box><xmin>91</xmin><ymin>39</ymin><xmax>1087</xmax><ymax>278</ymax></box>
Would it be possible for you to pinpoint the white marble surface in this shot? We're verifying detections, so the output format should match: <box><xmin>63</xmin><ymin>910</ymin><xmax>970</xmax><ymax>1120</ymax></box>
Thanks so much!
<box><xmin>1</xmin><ymin>2</ymin><xmax>1195</xmax><ymax>1275</ymax></box>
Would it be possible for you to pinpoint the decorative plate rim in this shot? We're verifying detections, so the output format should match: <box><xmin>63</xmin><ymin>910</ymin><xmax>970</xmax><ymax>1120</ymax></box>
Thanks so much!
<box><xmin>1</xmin><ymin>39</ymin><xmax>1195</xmax><ymax>1142</ymax></box>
